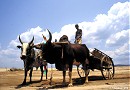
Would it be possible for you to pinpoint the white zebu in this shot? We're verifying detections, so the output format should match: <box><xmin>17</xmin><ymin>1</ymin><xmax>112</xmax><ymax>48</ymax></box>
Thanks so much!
<box><xmin>17</xmin><ymin>35</ymin><xmax>47</xmax><ymax>85</ymax></box>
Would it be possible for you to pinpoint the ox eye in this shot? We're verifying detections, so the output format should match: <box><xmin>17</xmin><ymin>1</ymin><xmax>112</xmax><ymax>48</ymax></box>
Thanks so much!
<box><xmin>27</xmin><ymin>48</ymin><xmax>31</xmax><ymax>52</ymax></box>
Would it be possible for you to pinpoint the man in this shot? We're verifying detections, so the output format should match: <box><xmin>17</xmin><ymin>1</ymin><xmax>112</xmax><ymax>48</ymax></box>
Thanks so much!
<box><xmin>75</xmin><ymin>24</ymin><xmax>82</xmax><ymax>44</ymax></box>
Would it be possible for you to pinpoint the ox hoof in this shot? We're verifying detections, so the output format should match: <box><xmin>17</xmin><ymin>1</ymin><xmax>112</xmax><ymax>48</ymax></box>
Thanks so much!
<box><xmin>62</xmin><ymin>82</ymin><xmax>67</xmax><ymax>86</ymax></box>
<box><xmin>68</xmin><ymin>83</ymin><xmax>73</xmax><ymax>87</ymax></box>
<box><xmin>30</xmin><ymin>81</ymin><xmax>32</xmax><ymax>84</ymax></box>
<box><xmin>21</xmin><ymin>82</ymin><xmax>26</xmax><ymax>85</ymax></box>
<box><xmin>85</xmin><ymin>79</ymin><xmax>88</xmax><ymax>83</ymax></box>
<box><xmin>85</xmin><ymin>81</ymin><xmax>88</xmax><ymax>84</ymax></box>
<box><xmin>44</xmin><ymin>79</ymin><xmax>47</xmax><ymax>81</ymax></box>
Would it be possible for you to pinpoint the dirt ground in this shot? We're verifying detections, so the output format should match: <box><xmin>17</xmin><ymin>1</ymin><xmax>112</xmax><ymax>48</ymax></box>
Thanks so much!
<box><xmin>0</xmin><ymin>66</ymin><xmax>129</xmax><ymax>90</ymax></box>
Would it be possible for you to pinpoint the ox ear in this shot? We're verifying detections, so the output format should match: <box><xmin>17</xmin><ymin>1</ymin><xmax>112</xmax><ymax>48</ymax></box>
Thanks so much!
<box><xmin>29</xmin><ymin>43</ymin><xmax>34</xmax><ymax>49</ymax></box>
<box><xmin>17</xmin><ymin>45</ymin><xmax>21</xmax><ymax>49</ymax></box>
<box><xmin>33</xmin><ymin>44</ymin><xmax>42</xmax><ymax>49</ymax></box>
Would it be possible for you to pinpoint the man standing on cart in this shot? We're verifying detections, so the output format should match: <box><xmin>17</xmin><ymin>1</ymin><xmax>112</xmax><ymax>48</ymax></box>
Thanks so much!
<box><xmin>74</xmin><ymin>24</ymin><xmax>90</xmax><ymax>71</ymax></box>
<box><xmin>74</xmin><ymin>24</ymin><xmax>82</xmax><ymax>44</ymax></box>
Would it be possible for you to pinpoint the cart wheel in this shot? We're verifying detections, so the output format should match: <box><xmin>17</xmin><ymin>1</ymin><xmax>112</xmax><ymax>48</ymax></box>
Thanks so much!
<box><xmin>77</xmin><ymin>65</ymin><xmax>88</xmax><ymax>78</ymax></box>
<box><xmin>101</xmin><ymin>57</ymin><xmax>115</xmax><ymax>80</ymax></box>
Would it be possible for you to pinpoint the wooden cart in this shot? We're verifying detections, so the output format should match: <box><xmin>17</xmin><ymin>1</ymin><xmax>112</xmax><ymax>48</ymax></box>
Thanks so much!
<box><xmin>77</xmin><ymin>48</ymin><xmax>115</xmax><ymax>80</ymax></box>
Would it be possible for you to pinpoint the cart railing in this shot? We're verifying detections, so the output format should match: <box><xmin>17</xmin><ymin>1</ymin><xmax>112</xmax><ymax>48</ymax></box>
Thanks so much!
<box><xmin>91</xmin><ymin>48</ymin><xmax>112</xmax><ymax>61</ymax></box>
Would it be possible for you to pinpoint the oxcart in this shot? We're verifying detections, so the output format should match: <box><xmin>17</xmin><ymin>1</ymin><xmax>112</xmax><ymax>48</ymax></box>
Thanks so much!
<box><xmin>54</xmin><ymin>42</ymin><xmax>114</xmax><ymax>80</ymax></box>
<box><xmin>77</xmin><ymin>48</ymin><xmax>115</xmax><ymax>80</ymax></box>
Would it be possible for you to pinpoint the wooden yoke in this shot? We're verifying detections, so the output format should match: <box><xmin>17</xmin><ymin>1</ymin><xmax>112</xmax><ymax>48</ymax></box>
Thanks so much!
<box><xmin>53</xmin><ymin>42</ymin><xmax>69</xmax><ymax>45</ymax></box>
<box><xmin>53</xmin><ymin>42</ymin><xmax>69</xmax><ymax>59</ymax></box>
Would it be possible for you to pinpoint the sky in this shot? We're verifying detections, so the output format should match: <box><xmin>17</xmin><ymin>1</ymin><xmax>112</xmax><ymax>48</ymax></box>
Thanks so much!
<box><xmin>0</xmin><ymin>0</ymin><xmax>129</xmax><ymax>68</ymax></box>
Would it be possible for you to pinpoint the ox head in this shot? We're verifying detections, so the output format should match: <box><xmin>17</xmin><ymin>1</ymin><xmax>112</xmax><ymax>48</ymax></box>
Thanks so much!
<box><xmin>41</xmin><ymin>29</ymin><xmax>53</xmax><ymax>53</ymax></box>
<box><xmin>33</xmin><ymin>29</ymin><xmax>61</xmax><ymax>64</ymax></box>
<box><xmin>33</xmin><ymin>29</ymin><xmax>52</xmax><ymax>50</ymax></box>
<box><xmin>17</xmin><ymin>35</ymin><xmax>34</xmax><ymax>60</ymax></box>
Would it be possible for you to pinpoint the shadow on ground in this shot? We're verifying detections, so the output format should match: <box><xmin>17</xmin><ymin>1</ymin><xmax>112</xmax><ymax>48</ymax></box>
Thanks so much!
<box><xmin>37</xmin><ymin>76</ymin><xmax>103</xmax><ymax>89</ymax></box>
<box><xmin>15</xmin><ymin>80</ymin><xmax>42</xmax><ymax>89</ymax></box>
<box><xmin>15</xmin><ymin>76</ymin><xmax>104</xmax><ymax>89</ymax></box>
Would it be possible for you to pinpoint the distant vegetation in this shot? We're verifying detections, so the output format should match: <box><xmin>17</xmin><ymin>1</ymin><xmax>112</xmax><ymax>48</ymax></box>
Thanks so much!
<box><xmin>115</xmin><ymin>64</ymin><xmax>130</xmax><ymax>67</ymax></box>
<box><xmin>9</xmin><ymin>68</ymin><xmax>23</xmax><ymax>71</ymax></box>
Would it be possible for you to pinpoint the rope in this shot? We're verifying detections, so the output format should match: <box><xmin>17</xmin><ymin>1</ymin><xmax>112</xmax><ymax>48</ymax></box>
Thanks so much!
<box><xmin>61</xmin><ymin>48</ymin><xmax>63</xmax><ymax>59</ymax></box>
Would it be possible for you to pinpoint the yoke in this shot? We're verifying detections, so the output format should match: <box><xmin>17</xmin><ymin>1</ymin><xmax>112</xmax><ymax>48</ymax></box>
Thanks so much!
<box><xmin>53</xmin><ymin>42</ymin><xmax>69</xmax><ymax>45</ymax></box>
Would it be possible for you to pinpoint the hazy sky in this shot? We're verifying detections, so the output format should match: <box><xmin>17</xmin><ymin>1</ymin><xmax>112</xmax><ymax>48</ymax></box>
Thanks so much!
<box><xmin>0</xmin><ymin>0</ymin><xmax>129</xmax><ymax>68</ymax></box>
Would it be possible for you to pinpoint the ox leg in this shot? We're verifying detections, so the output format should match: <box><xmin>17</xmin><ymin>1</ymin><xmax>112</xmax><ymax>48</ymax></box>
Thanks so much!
<box><xmin>62</xmin><ymin>71</ymin><xmax>66</xmax><ymax>86</ymax></box>
<box><xmin>22</xmin><ymin>68</ymin><xmax>28</xmax><ymax>85</ymax></box>
<box><xmin>68</xmin><ymin>65</ymin><xmax>73</xmax><ymax>86</ymax></box>
<box><xmin>40</xmin><ymin>65</ymin><xmax>43</xmax><ymax>81</ymax></box>
<box><xmin>84</xmin><ymin>59</ymin><xmax>89</xmax><ymax>83</ymax></box>
<box><xmin>29</xmin><ymin>68</ymin><xmax>33</xmax><ymax>83</ymax></box>
<box><xmin>85</xmin><ymin>68</ymin><xmax>89</xmax><ymax>83</ymax></box>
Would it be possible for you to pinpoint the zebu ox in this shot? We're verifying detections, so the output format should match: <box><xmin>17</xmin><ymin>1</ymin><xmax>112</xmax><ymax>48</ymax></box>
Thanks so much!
<box><xmin>34</xmin><ymin>30</ymin><xmax>90</xmax><ymax>86</ymax></box>
<box><xmin>17</xmin><ymin>36</ymin><xmax>47</xmax><ymax>85</ymax></box>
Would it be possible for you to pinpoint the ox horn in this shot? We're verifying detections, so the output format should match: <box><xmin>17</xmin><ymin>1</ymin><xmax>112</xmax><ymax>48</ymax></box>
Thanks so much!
<box><xmin>19</xmin><ymin>35</ymin><xmax>23</xmax><ymax>44</ymax></box>
<box><xmin>29</xmin><ymin>36</ymin><xmax>34</xmax><ymax>45</ymax></box>
<box><xmin>47</xmin><ymin>29</ymin><xmax>52</xmax><ymax>42</ymax></box>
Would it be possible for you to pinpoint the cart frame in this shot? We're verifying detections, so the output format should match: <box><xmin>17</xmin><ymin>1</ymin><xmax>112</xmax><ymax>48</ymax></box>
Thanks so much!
<box><xmin>77</xmin><ymin>48</ymin><xmax>115</xmax><ymax>80</ymax></box>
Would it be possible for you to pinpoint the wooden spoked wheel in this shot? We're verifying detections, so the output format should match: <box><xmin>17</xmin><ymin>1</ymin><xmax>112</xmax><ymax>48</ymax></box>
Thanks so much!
<box><xmin>77</xmin><ymin>65</ymin><xmax>89</xmax><ymax>78</ymax></box>
<box><xmin>101</xmin><ymin>57</ymin><xmax>115</xmax><ymax>80</ymax></box>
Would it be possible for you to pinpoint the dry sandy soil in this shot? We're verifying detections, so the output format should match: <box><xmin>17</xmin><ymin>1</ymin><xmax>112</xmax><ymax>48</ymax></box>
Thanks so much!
<box><xmin>0</xmin><ymin>66</ymin><xmax>129</xmax><ymax>90</ymax></box>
